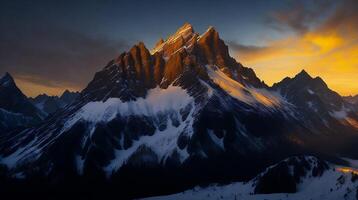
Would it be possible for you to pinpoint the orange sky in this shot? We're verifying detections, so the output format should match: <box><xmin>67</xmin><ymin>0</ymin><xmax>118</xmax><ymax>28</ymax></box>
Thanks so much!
<box><xmin>15</xmin><ymin>75</ymin><xmax>81</xmax><ymax>97</ymax></box>
<box><xmin>232</xmin><ymin>0</ymin><xmax>358</xmax><ymax>96</ymax></box>
<box><xmin>234</xmin><ymin>31</ymin><xmax>358</xmax><ymax>96</ymax></box>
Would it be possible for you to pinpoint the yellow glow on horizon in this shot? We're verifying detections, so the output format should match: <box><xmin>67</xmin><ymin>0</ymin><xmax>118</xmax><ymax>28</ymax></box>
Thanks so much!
<box><xmin>234</xmin><ymin>29</ymin><xmax>358</xmax><ymax>96</ymax></box>
<box><xmin>15</xmin><ymin>78</ymin><xmax>80</xmax><ymax>97</ymax></box>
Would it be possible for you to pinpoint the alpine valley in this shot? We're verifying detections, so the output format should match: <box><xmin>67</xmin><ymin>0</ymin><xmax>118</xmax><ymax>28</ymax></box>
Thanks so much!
<box><xmin>0</xmin><ymin>24</ymin><xmax>357</xmax><ymax>200</ymax></box>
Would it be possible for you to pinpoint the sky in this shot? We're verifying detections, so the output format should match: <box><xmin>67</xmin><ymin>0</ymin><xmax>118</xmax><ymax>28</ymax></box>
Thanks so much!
<box><xmin>0</xmin><ymin>0</ymin><xmax>357</xmax><ymax>97</ymax></box>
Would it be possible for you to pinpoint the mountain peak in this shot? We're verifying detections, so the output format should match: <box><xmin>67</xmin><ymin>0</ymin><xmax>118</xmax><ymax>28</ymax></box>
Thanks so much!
<box><xmin>295</xmin><ymin>69</ymin><xmax>312</xmax><ymax>80</ymax></box>
<box><xmin>155</xmin><ymin>38</ymin><xmax>165</xmax><ymax>47</ymax></box>
<box><xmin>1</xmin><ymin>72</ymin><xmax>13</xmax><ymax>80</ymax></box>
<box><xmin>178</xmin><ymin>22</ymin><xmax>194</xmax><ymax>32</ymax></box>
<box><xmin>61</xmin><ymin>89</ymin><xmax>71</xmax><ymax>96</ymax></box>
<box><xmin>151</xmin><ymin>23</ymin><xmax>196</xmax><ymax>55</ymax></box>
<box><xmin>0</xmin><ymin>72</ymin><xmax>15</xmax><ymax>87</ymax></box>
<box><xmin>203</xmin><ymin>26</ymin><xmax>217</xmax><ymax>35</ymax></box>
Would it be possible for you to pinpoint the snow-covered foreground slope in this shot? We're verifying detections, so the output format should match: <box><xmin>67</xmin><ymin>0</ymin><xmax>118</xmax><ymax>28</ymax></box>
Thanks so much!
<box><xmin>144</xmin><ymin>157</ymin><xmax>358</xmax><ymax>200</ymax></box>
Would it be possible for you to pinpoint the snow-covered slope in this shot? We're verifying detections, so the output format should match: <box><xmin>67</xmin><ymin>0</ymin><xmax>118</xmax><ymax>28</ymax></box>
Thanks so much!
<box><xmin>144</xmin><ymin>156</ymin><xmax>358</xmax><ymax>200</ymax></box>
<box><xmin>206</xmin><ymin>65</ymin><xmax>290</xmax><ymax>110</ymax></box>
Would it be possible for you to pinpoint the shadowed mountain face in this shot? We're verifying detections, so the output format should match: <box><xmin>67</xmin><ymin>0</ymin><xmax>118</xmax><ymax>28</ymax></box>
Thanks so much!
<box><xmin>29</xmin><ymin>90</ymin><xmax>79</xmax><ymax>115</ymax></box>
<box><xmin>0</xmin><ymin>24</ymin><xmax>357</xmax><ymax>199</ymax></box>
<box><xmin>0</xmin><ymin>73</ymin><xmax>45</xmax><ymax>133</ymax></box>
<box><xmin>273</xmin><ymin>70</ymin><xmax>358</xmax><ymax>134</ymax></box>
<box><xmin>344</xmin><ymin>94</ymin><xmax>358</xmax><ymax>107</ymax></box>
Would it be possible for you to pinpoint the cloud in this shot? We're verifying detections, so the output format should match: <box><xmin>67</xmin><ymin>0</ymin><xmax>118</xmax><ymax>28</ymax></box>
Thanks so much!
<box><xmin>318</xmin><ymin>0</ymin><xmax>358</xmax><ymax>35</ymax></box>
<box><xmin>268</xmin><ymin>0</ymin><xmax>334</xmax><ymax>34</ymax></box>
<box><xmin>230</xmin><ymin>0</ymin><xmax>358</xmax><ymax>96</ymax></box>
<box><xmin>229</xmin><ymin>42</ymin><xmax>270</xmax><ymax>54</ymax></box>
<box><xmin>0</xmin><ymin>24</ymin><xmax>129</xmax><ymax>97</ymax></box>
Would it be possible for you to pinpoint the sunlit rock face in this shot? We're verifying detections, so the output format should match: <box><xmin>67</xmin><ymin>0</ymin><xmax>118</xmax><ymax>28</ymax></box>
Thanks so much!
<box><xmin>0</xmin><ymin>23</ymin><xmax>357</xmax><ymax>199</ymax></box>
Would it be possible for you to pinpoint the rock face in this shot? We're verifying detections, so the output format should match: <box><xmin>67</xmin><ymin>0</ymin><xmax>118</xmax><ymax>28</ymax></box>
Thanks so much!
<box><xmin>0</xmin><ymin>73</ymin><xmax>45</xmax><ymax>133</ymax></box>
<box><xmin>0</xmin><ymin>24</ymin><xmax>357</xmax><ymax>199</ymax></box>
<box><xmin>344</xmin><ymin>95</ymin><xmax>358</xmax><ymax>112</ymax></box>
<box><xmin>29</xmin><ymin>90</ymin><xmax>79</xmax><ymax>115</ymax></box>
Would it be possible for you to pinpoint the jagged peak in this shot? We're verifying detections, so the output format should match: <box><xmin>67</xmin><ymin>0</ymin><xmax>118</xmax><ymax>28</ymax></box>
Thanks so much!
<box><xmin>0</xmin><ymin>72</ymin><xmax>15</xmax><ymax>87</ymax></box>
<box><xmin>155</xmin><ymin>38</ymin><xmax>165</xmax><ymax>47</ymax></box>
<box><xmin>297</xmin><ymin>69</ymin><xmax>312</xmax><ymax>78</ymax></box>
<box><xmin>176</xmin><ymin>22</ymin><xmax>194</xmax><ymax>33</ymax></box>
<box><xmin>150</xmin><ymin>24</ymin><xmax>224</xmax><ymax>57</ymax></box>
<box><xmin>289</xmin><ymin>69</ymin><xmax>316</xmax><ymax>83</ymax></box>
<box><xmin>127</xmin><ymin>42</ymin><xmax>152</xmax><ymax>61</ymax></box>
<box><xmin>131</xmin><ymin>41</ymin><xmax>149</xmax><ymax>51</ymax></box>
<box><xmin>1</xmin><ymin>72</ymin><xmax>13</xmax><ymax>81</ymax></box>
<box><xmin>62</xmin><ymin>89</ymin><xmax>71</xmax><ymax>95</ymax></box>
<box><xmin>61</xmin><ymin>89</ymin><xmax>79</xmax><ymax>97</ymax></box>
<box><xmin>294</xmin><ymin>70</ymin><xmax>327</xmax><ymax>87</ymax></box>
<box><xmin>200</xmin><ymin>26</ymin><xmax>218</xmax><ymax>37</ymax></box>
<box><xmin>151</xmin><ymin>23</ymin><xmax>196</xmax><ymax>55</ymax></box>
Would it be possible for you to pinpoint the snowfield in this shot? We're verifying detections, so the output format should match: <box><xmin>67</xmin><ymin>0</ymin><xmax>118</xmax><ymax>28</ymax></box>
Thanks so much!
<box><xmin>144</xmin><ymin>164</ymin><xmax>358</xmax><ymax>200</ymax></box>
<box><xmin>66</xmin><ymin>85</ymin><xmax>193</xmax><ymax>124</ymax></box>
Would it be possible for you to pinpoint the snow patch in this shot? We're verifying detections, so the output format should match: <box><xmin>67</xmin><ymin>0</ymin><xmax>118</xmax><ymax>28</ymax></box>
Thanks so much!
<box><xmin>307</xmin><ymin>89</ymin><xmax>315</xmax><ymax>95</ymax></box>
<box><xmin>330</xmin><ymin>106</ymin><xmax>358</xmax><ymax>128</ymax></box>
<box><xmin>64</xmin><ymin>86</ymin><xmax>194</xmax><ymax>128</ymax></box>
<box><xmin>206</xmin><ymin>65</ymin><xmax>288</xmax><ymax>109</ymax></box>
<box><xmin>104</xmin><ymin>105</ymin><xmax>195</xmax><ymax>176</ymax></box>
<box><xmin>207</xmin><ymin>129</ymin><xmax>224</xmax><ymax>150</ymax></box>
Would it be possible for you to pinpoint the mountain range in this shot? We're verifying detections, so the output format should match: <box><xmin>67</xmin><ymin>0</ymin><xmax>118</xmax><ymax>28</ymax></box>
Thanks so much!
<box><xmin>29</xmin><ymin>90</ymin><xmax>79</xmax><ymax>116</ymax></box>
<box><xmin>0</xmin><ymin>73</ymin><xmax>79</xmax><ymax>134</ymax></box>
<box><xmin>0</xmin><ymin>23</ymin><xmax>357</xmax><ymax>199</ymax></box>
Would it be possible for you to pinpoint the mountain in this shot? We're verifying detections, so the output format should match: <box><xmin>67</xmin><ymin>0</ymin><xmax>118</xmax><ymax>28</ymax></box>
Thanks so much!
<box><xmin>29</xmin><ymin>90</ymin><xmax>79</xmax><ymax>115</ymax></box>
<box><xmin>344</xmin><ymin>95</ymin><xmax>358</xmax><ymax>106</ymax></box>
<box><xmin>273</xmin><ymin>69</ymin><xmax>358</xmax><ymax>132</ymax></box>
<box><xmin>0</xmin><ymin>73</ymin><xmax>45</xmax><ymax>133</ymax></box>
<box><xmin>0</xmin><ymin>24</ymin><xmax>357</xmax><ymax>199</ymax></box>
<box><xmin>145</xmin><ymin>156</ymin><xmax>358</xmax><ymax>200</ymax></box>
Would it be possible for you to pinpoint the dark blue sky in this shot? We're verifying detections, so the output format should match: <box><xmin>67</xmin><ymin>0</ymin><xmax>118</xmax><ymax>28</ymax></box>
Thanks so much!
<box><xmin>2</xmin><ymin>0</ymin><xmax>287</xmax><ymax>45</ymax></box>
<box><xmin>1</xmin><ymin>0</ymin><xmax>347</xmax><ymax>96</ymax></box>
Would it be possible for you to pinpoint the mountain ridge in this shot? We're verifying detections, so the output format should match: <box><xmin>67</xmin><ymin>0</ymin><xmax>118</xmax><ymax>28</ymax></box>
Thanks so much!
<box><xmin>29</xmin><ymin>90</ymin><xmax>79</xmax><ymax>115</ymax></box>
